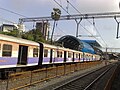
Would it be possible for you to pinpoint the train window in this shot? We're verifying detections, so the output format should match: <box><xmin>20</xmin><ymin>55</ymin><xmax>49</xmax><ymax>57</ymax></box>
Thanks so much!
<box><xmin>44</xmin><ymin>49</ymin><xmax>48</xmax><ymax>57</ymax></box>
<box><xmin>76</xmin><ymin>54</ymin><xmax>78</xmax><ymax>58</ymax></box>
<box><xmin>57</xmin><ymin>51</ymin><xmax>59</xmax><ymax>57</ymax></box>
<box><xmin>2</xmin><ymin>44</ymin><xmax>12</xmax><ymax>57</ymax></box>
<box><xmin>60</xmin><ymin>52</ymin><xmax>62</xmax><ymax>57</ymax></box>
<box><xmin>33</xmin><ymin>48</ymin><xmax>38</xmax><ymax>57</ymax></box>
<box><xmin>57</xmin><ymin>51</ymin><xmax>62</xmax><ymax>58</ymax></box>
<box><xmin>57</xmin><ymin>51</ymin><xmax>60</xmax><ymax>57</ymax></box>
<box><xmin>81</xmin><ymin>54</ymin><xmax>83</xmax><ymax>58</ymax></box>
<box><xmin>68</xmin><ymin>52</ymin><xmax>72</xmax><ymax>58</ymax></box>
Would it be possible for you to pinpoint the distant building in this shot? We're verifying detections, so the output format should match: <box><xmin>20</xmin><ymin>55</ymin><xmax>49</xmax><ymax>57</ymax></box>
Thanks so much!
<box><xmin>0</xmin><ymin>24</ymin><xmax>18</xmax><ymax>32</ymax></box>
<box><xmin>17</xmin><ymin>24</ymin><xmax>25</xmax><ymax>32</ymax></box>
<box><xmin>81</xmin><ymin>40</ymin><xmax>103</xmax><ymax>55</ymax></box>
<box><xmin>36</xmin><ymin>21</ymin><xmax>50</xmax><ymax>40</ymax></box>
<box><xmin>57</xmin><ymin>35</ymin><xmax>103</xmax><ymax>55</ymax></box>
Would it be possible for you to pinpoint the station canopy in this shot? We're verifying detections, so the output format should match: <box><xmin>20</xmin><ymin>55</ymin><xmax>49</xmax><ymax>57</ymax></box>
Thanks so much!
<box><xmin>81</xmin><ymin>40</ymin><xmax>101</xmax><ymax>47</ymax></box>
<box><xmin>81</xmin><ymin>40</ymin><xmax>102</xmax><ymax>55</ymax></box>
<box><xmin>57</xmin><ymin>35</ymin><xmax>96</xmax><ymax>54</ymax></box>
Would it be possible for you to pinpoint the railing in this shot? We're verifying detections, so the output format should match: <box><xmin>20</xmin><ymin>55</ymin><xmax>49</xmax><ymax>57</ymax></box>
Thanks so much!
<box><xmin>0</xmin><ymin>61</ymin><xmax>102</xmax><ymax>90</ymax></box>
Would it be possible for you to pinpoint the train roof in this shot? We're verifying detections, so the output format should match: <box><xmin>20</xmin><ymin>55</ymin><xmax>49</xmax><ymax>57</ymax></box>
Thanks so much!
<box><xmin>0</xmin><ymin>34</ymin><xmax>39</xmax><ymax>46</ymax></box>
<box><xmin>42</xmin><ymin>43</ymin><xmax>82</xmax><ymax>53</ymax></box>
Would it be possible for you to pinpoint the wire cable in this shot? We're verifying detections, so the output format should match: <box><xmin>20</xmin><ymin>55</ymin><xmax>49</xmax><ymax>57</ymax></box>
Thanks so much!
<box><xmin>66</xmin><ymin>0</ymin><xmax>108</xmax><ymax>47</ymax></box>
<box><xmin>0</xmin><ymin>16</ymin><xmax>16</xmax><ymax>24</ymax></box>
<box><xmin>53</xmin><ymin>0</ymin><xmax>71</xmax><ymax>15</ymax></box>
<box><xmin>0</xmin><ymin>6</ymin><xmax>27</xmax><ymax>18</ymax></box>
<box><xmin>53</xmin><ymin>0</ymin><xmax>107</xmax><ymax>47</ymax></box>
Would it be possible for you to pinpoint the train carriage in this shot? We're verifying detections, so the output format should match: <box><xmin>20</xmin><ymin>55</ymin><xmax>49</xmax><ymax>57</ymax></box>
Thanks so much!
<box><xmin>83</xmin><ymin>52</ymin><xmax>94</xmax><ymax>61</ymax></box>
<box><xmin>27</xmin><ymin>45</ymin><xmax>39</xmax><ymax>66</ymax></box>
<box><xmin>40</xmin><ymin>43</ymin><xmax>68</xmax><ymax>64</ymax></box>
<box><xmin>65</xmin><ymin>49</ymin><xmax>74</xmax><ymax>63</ymax></box>
<box><xmin>94</xmin><ymin>54</ymin><xmax>101</xmax><ymax>61</ymax></box>
<box><xmin>72</xmin><ymin>50</ymin><xmax>82</xmax><ymax>62</ymax></box>
<box><xmin>0</xmin><ymin>34</ymin><xmax>40</xmax><ymax>69</ymax></box>
<box><xmin>0</xmin><ymin>34</ymin><xmax>101</xmax><ymax>79</ymax></box>
<box><xmin>53</xmin><ymin>46</ymin><xmax>65</xmax><ymax>63</ymax></box>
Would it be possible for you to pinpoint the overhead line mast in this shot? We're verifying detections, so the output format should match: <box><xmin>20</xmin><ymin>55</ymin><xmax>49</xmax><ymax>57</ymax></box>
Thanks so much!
<box><xmin>19</xmin><ymin>12</ymin><xmax>120</xmax><ymax>39</ymax></box>
<box><xmin>19</xmin><ymin>12</ymin><xmax>120</xmax><ymax>24</ymax></box>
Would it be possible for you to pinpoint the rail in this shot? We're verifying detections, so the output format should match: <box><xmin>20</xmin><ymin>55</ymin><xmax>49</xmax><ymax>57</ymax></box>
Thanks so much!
<box><xmin>53</xmin><ymin>63</ymin><xmax>115</xmax><ymax>90</ymax></box>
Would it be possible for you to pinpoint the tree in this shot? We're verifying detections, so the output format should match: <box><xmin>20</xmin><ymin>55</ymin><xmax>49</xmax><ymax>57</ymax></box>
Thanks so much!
<box><xmin>51</xmin><ymin>8</ymin><xmax>61</xmax><ymax>21</ymax></box>
<box><xmin>0</xmin><ymin>29</ymin><xmax>20</xmax><ymax>37</ymax></box>
<box><xmin>0</xmin><ymin>28</ymin><xmax>47</xmax><ymax>43</ymax></box>
<box><xmin>51</xmin><ymin>8</ymin><xmax>61</xmax><ymax>44</ymax></box>
<box><xmin>22</xmin><ymin>29</ymin><xmax>47</xmax><ymax>43</ymax></box>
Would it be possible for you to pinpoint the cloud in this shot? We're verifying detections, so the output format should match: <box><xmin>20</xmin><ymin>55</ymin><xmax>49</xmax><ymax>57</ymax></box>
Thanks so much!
<box><xmin>75</xmin><ymin>0</ymin><xmax>119</xmax><ymax>13</ymax></box>
<box><xmin>8</xmin><ymin>0</ymin><xmax>54</xmax><ymax>10</ymax></box>
<box><xmin>3</xmin><ymin>0</ymin><xmax>120</xmax><ymax>14</ymax></box>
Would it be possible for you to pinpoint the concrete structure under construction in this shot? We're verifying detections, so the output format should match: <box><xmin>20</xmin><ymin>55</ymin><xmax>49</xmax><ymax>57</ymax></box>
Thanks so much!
<box><xmin>36</xmin><ymin>21</ymin><xmax>50</xmax><ymax>40</ymax></box>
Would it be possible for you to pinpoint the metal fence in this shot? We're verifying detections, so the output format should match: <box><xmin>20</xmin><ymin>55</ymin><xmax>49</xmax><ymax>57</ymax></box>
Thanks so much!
<box><xmin>0</xmin><ymin>61</ymin><xmax>102</xmax><ymax>90</ymax></box>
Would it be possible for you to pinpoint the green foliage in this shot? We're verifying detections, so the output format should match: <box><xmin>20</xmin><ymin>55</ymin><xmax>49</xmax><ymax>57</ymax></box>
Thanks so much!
<box><xmin>0</xmin><ymin>29</ymin><xmax>48</xmax><ymax>43</ymax></box>
<box><xmin>51</xmin><ymin>8</ymin><xmax>61</xmax><ymax>21</ymax></box>
<box><xmin>22</xmin><ymin>29</ymin><xmax>47</xmax><ymax>43</ymax></box>
<box><xmin>0</xmin><ymin>29</ymin><xmax>20</xmax><ymax>37</ymax></box>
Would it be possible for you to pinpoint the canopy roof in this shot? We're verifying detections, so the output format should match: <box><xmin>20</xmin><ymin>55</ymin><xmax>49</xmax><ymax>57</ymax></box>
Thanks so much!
<box><xmin>57</xmin><ymin>35</ymin><xmax>83</xmax><ymax>51</ymax></box>
<box><xmin>81</xmin><ymin>40</ymin><xmax>101</xmax><ymax>47</ymax></box>
<box><xmin>57</xmin><ymin>35</ymin><xmax>95</xmax><ymax>54</ymax></box>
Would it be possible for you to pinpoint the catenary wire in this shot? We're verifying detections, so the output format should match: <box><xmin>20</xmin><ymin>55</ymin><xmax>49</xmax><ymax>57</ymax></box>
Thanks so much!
<box><xmin>66</xmin><ymin>0</ymin><xmax>108</xmax><ymax>47</ymax></box>
<box><xmin>0</xmin><ymin>6</ymin><xmax>27</xmax><ymax>18</ymax></box>
<box><xmin>53</xmin><ymin>0</ymin><xmax>106</xmax><ymax>47</ymax></box>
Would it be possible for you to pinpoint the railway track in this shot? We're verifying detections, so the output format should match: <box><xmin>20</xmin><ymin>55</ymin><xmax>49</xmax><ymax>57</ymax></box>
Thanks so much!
<box><xmin>104</xmin><ymin>62</ymin><xmax>120</xmax><ymax>90</ymax></box>
<box><xmin>53</xmin><ymin>63</ymin><xmax>118</xmax><ymax>90</ymax></box>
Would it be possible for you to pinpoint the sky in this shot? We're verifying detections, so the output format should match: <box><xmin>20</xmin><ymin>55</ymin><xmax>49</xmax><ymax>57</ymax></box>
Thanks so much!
<box><xmin>0</xmin><ymin>0</ymin><xmax>120</xmax><ymax>52</ymax></box>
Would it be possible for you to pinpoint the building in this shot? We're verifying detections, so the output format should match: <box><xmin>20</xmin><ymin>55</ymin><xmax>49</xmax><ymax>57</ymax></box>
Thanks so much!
<box><xmin>36</xmin><ymin>21</ymin><xmax>50</xmax><ymax>40</ymax></box>
<box><xmin>17</xmin><ymin>24</ymin><xmax>25</xmax><ymax>32</ymax></box>
<box><xmin>0</xmin><ymin>24</ymin><xmax>25</xmax><ymax>33</ymax></box>
<box><xmin>81</xmin><ymin>40</ymin><xmax>103</xmax><ymax>55</ymax></box>
<box><xmin>57</xmin><ymin>35</ymin><xmax>95</xmax><ymax>54</ymax></box>
<box><xmin>0</xmin><ymin>24</ymin><xmax>18</xmax><ymax>32</ymax></box>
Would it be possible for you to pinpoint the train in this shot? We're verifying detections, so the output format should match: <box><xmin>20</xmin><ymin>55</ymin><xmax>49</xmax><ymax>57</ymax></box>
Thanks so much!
<box><xmin>0</xmin><ymin>34</ymin><xmax>100</xmax><ymax>78</ymax></box>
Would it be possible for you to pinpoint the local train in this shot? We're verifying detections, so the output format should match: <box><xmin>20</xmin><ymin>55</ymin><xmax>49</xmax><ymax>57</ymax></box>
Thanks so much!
<box><xmin>0</xmin><ymin>34</ymin><xmax>100</xmax><ymax>78</ymax></box>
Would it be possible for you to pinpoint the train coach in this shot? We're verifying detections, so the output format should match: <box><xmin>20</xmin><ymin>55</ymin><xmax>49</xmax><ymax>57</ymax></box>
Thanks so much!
<box><xmin>0</xmin><ymin>34</ymin><xmax>100</xmax><ymax>78</ymax></box>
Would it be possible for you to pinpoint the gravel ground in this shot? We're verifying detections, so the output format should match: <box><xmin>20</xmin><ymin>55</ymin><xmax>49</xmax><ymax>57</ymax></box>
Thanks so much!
<box><xmin>111</xmin><ymin>63</ymin><xmax>120</xmax><ymax>90</ymax></box>
<box><xmin>18</xmin><ymin>61</ymin><xmax>107</xmax><ymax>90</ymax></box>
<box><xmin>90</xmin><ymin>63</ymin><xmax>117</xmax><ymax>90</ymax></box>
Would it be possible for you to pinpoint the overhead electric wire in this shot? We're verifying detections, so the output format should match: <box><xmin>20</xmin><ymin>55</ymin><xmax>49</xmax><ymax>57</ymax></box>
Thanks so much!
<box><xmin>50</xmin><ymin>19</ymin><xmax>68</xmax><ymax>37</ymax></box>
<box><xmin>66</xmin><ymin>0</ymin><xmax>93</xmax><ymax>24</ymax></box>
<box><xmin>93</xmin><ymin>23</ymin><xmax>108</xmax><ymax>47</ymax></box>
<box><xmin>53</xmin><ymin>0</ymin><xmax>71</xmax><ymax>15</ymax></box>
<box><xmin>53</xmin><ymin>0</ymin><xmax>106</xmax><ymax>47</ymax></box>
<box><xmin>56</xmin><ymin>26</ymin><xmax>68</xmax><ymax>35</ymax></box>
<box><xmin>0</xmin><ymin>6</ymin><xmax>27</xmax><ymax>18</ymax></box>
<box><xmin>0</xmin><ymin>16</ymin><xmax>16</xmax><ymax>24</ymax></box>
<box><xmin>0</xmin><ymin>6</ymin><xmax>28</xmax><ymax>24</ymax></box>
<box><xmin>66</xmin><ymin>0</ymin><xmax>108</xmax><ymax>47</ymax></box>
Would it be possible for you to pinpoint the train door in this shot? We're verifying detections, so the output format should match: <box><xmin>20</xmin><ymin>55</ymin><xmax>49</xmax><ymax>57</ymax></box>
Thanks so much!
<box><xmin>79</xmin><ymin>53</ymin><xmax>81</xmax><ymax>61</ymax></box>
<box><xmin>64</xmin><ymin>51</ymin><xmax>66</xmax><ymax>62</ymax></box>
<box><xmin>50</xmin><ymin>49</ymin><xmax>53</xmax><ymax>63</ymax></box>
<box><xmin>73</xmin><ymin>52</ymin><xmax>74</xmax><ymax>62</ymax></box>
<box><xmin>17</xmin><ymin>45</ymin><xmax>28</xmax><ymax>65</ymax></box>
